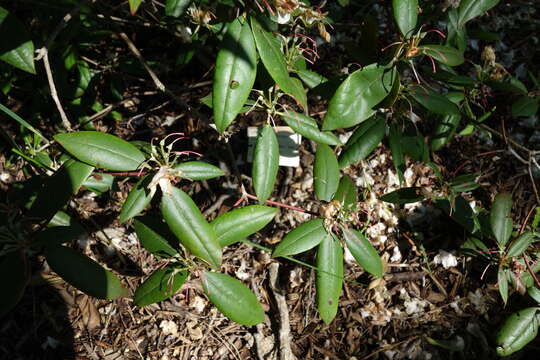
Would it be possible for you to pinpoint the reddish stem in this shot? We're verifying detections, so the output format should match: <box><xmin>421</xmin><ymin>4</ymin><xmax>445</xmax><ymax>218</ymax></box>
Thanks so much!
<box><xmin>105</xmin><ymin>171</ymin><xmax>148</xmax><ymax>176</ymax></box>
<box><xmin>243</xmin><ymin>193</ymin><xmax>318</xmax><ymax>216</ymax></box>
<box><xmin>426</xmin><ymin>29</ymin><xmax>446</xmax><ymax>39</ymax></box>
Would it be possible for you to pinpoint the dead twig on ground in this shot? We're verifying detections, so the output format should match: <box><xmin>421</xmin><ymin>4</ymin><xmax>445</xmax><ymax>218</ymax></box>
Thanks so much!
<box><xmin>35</xmin><ymin>2</ymin><xmax>87</xmax><ymax>130</ymax></box>
<box><xmin>269</xmin><ymin>263</ymin><xmax>296</xmax><ymax>360</ymax></box>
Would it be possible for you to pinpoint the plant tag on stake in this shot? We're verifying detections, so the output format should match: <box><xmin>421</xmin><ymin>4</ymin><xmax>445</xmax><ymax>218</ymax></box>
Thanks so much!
<box><xmin>247</xmin><ymin>126</ymin><xmax>301</xmax><ymax>167</ymax></box>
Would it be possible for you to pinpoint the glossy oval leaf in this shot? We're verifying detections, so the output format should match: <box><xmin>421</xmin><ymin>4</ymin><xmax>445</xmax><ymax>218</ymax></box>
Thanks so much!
<box><xmin>252</xmin><ymin>125</ymin><xmax>279</xmax><ymax>204</ymax></box>
<box><xmin>342</xmin><ymin>228</ymin><xmax>383</xmax><ymax>278</ymax></box>
<box><xmin>133</xmin><ymin>216</ymin><xmax>179</xmax><ymax>258</ymax></box>
<box><xmin>392</xmin><ymin>0</ymin><xmax>418</xmax><ymax>38</ymax></box>
<box><xmin>388</xmin><ymin>123</ymin><xmax>405</xmax><ymax>183</ymax></box>
<box><xmin>491</xmin><ymin>192</ymin><xmax>513</xmax><ymax>248</ymax></box>
<box><xmin>134</xmin><ymin>267</ymin><xmax>188</xmax><ymax>306</ymax></box>
<box><xmin>281</xmin><ymin>110</ymin><xmax>341</xmax><ymax>146</ymax></box>
<box><xmin>82</xmin><ymin>173</ymin><xmax>115</xmax><ymax>194</ymax></box>
<box><xmin>419</xmin><ymin>45</ymin><xmax>464</xmax><ymax>66</ymax></box>
<box><xmin>165</xmin><ymin>0</ymin><xmax>191</xmax><ymax>17</ymax></box>
<box><xmin>498</xmin><ymin>267</ymin><xmax>509</xmax><ymax>305</ymax></box>
<box><xmin>202</xmin><ymin>271</ymin><xmax>264</xmax><ymax>325</ymax></box>
<box><xmin>273</xmin><ymin>219</ymin><xmax>330</xmax><ymax>257</ymax></box>
<box><xmin>34</xmin><ymin>225</ymin><xmax>87</xmax><ymax>249</ymax></box>
<box><xmin>316</xmin><ymin>234</ymin><xmax>343</xmax><ymax>324</ymax></box>
<box><xmin>0</xmin><ymin>251</ymin><xmax>29</xmax><ymax>318</ymax></box>
<box><xmin>173</xmin><ymin>161</ymin><xmax>225</xmax><ymax>180</ymax></box>
<box><xmin>297</xmin><ymin>69</ymin><xmax>328</xmax><ymax>89</ymax></box>
<box><xmin>29</xmin><ymin>159</ymin><xmax>94</xmax><ymax>222</ymax></box>
<box><xmin>338</xmin><ymin>116</ymin><xmax>386</xmax><ymax>168</ymax></box>
<box><xmin>496</xmin><ymin>307</ymin><xmax>539</xmax><ymax>356</ymax></box>
<box><xmin>380</xmin><ymin>187</ymin><xmax>425</xmax><ymax>204</ymax></box>
<box><xmin>431</xmin><ymin>114</ymin><xmax>461</xmax><ymax>151</ymax></box>
<box><xmin>213</xmin><ymin>17</ymin><xmax>257</xmax><ymax>133</ymax></box>
<box><xmin>251</xmin><ymin>17</ymin><xmax>305</xmax><ymax>109</ymax></box>
<box><xmin>332</xmin><ymin>175</ymin><xmax>358</xmax><ymax>210</ymax></box>
<box><xmin>314</xmin><ymin>144</ymin><xmax>340</xmax><ymax>202</ymax></box>
<box><xmin>528</xmin><ymin>287</ymin><xmax>540</xmax><ymax>303</ymax></box>
<box><xmin>54</xmin><ymin>131</ymin><xmax>146</xmax><ymax>171</ymax></box>
<box><xmin>161</xmin><ymin>187</ymin><xmax>221</xmax><ymax>268</ymax></box>
<box><xmin>409</xmin><ymin>87</ymin><xmax>460</xmax><ymax>116</ymax></box>
<box><xmin>323</xmin><ymin>65</ymin><xmax>394</xmax><ymax>130</ymax></box>
<box><xmin>0</xmin><ymin>7</ymin><xmax>35</xmax><ymax>74</ymax></box>
<box><xmin>211</xmin><ymin>205</ymin><xmax>277</xmax><ymax>247</ymax></box>
<box><xmin>45</xmin><ymin>245</ymin><xmax>128</xmax><ymax>299</ymax></box>
<box><xmin>512</xmin><ymin>97</ymin><xmax>539</xmax><ymax>117</ymax></box>
<box><xmin>458</xmin><ymin>0</ymin><xmax>500</xmax><ymax>27</ymax></box>
<box><xmin>507</xmin><ymin>232</ymin><xmax>536</xmax><ymax>258</ymax></box>
<box><xmin>119</xmin><ymin>174</ymin><xmax>154</xmax><ymax>223</ymax></box>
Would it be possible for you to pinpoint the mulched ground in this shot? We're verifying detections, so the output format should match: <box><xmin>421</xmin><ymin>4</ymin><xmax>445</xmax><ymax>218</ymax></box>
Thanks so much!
<box><xmin>1</xmin><ymin>1</ymin><xmax>540</xmax><ymax>359</ymax></box>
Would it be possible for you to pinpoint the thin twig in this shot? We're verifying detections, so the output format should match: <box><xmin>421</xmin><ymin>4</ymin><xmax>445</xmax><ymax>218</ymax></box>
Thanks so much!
<box><xmin>269</xmin><ymin>263</ymin><xmax>296</xmax><ymax>360</ymax></box>
<box><xmin>523</xmin><ymin>254</ymin><xmax>540</xmax><ymax>290</ymax></box>
<box><xmin>34</xmin><ymin>2</ymin><xmax>89</xmax><ymax>130</ymax></box>
<box><xmin>118</xmin><ymin>32</ymin><xmax>198</xmax><ymax>115</ymax></box>
<box><xmin>40</xmin><ymin>50</ymin><xmax>71</xmax><ymax>130</ymax></box>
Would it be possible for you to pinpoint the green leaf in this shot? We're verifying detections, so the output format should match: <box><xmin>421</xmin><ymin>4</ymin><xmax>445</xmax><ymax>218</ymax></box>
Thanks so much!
<box><xmin>45</xmin><ymin>245</ymin><xmax>128</xmax><ymax>299</ymax></box>
<box><xmin>314</xmin><ymin>144</ymin><xmax>340</xmax><ymax>202</ymax></box>
<box><xmin>0</xmin><ymin>251</ymin><xmax>29</xmax><ymax>318</ymax></box>
<box><xmin>0</xmin><ymin>7</ymin><xmax>35</xmax><ymax>74</ymax></box>
<box><xmin>29</xmin><ymin>159</ymin><xmax>94</xmax><ymax>222</ymax></box>
<box><xmin>54</xmin><ymin>131</ymin><xmax>146</xmax><ymax>171</ymax></box>
<box><xmin>498</xmin><ymin>267</ymin><xmax>509</xmax><ymax>305</ymax></box>
<box><xmin>281</xmin><ymin>110</ymin><xmax>341</xmax><ymax>146</ymax></box>
<box><xmin>419</xmin><ymin>45</ymin><xmax>464</xmax><ymax>66</ymax></box>
<box><xmin>34</xmin><ymin>225</ymin><xmax>87</xmax><ymax>249</ymax></box>
<box><xmin>119</xmin><ymin>175</ymin><xmax>154</xmax><ymax>223</ymax></box>
<box><xmin>458</xmin><ymin>0</ymin><xmax>500</xmax><ymax>27</ymax></box>
<box><xmin>332</xmin><ymin>175</ymin><xmax>357</xmax><ymax>210</ymax></box>
<box><xmin>173</xmin><ymin>161</ymin><xmax>225</xmax><ymax>180</ymax></box>
<box><xmin>435</xmin><ymin>197</ymin><xmax>478</xmax><ymax>233</ymax></box>
<box><xmin>82</xmin><ymin>173</ymin><xmax>114</xmax><ymax>194</ymax></box>
<box><xmin>251</xmin><ymin>17</ymin><xmax>305</xmax><ymax>109</ymax></box>
<box><xmin>316</xmin><ymin>234</ymin><xmax>343</xmax><ymax>324</ymax></box>
<box><xmin>431</xmin><ymin>114</ymin><xmax>461</xmax><ymax>151</ymax></box>
<box><xmin>507</xmin><ymin>232</ymin><xmax>535</xmax><ymax>258</ymax></box>
<box><xmin>134</xmin><ymin>267</ymin><xmax>188</xmax><ymax>306</ymax></box>
<box><xmin>409</xmin><ymin>87</ymin><xmax>460</xmax><ymax>116</ymax></box>
<box><xmin>528</xmin><ymin>287</ymin><xmax>540</xmax><ymax>303</ymax></box>
<box><xmin>133</xmin><ymin>216</ymin><xmax>179</xmax><ymax>258</ymax></box>
<box><xmin>213</xmin><ymin>17</ymin><xmax>257</xmax><ymax>133</ymax></box>
<box><xmin>392</xmin><ymin>0</ymin><xmax>418</xmax><ymax>38</ymax></box>
<box><xmin>323</xmin><ymin>65</ymin><xmax>395</xmax><ymax>130</ymax></box>
<box><xmin>202</xmin><ymin>271</ymin><xmax>264</xmax><ymax>325</ymax></box>
<box><xmin>338</xmin><ymin>116</ymin><xmax>386</xmax><ymax>168</ymax></box>
<box><xmin>380</xmin><ymin>187</ymin><xmax>424</xmax><ymax>204</ymax></box>
<box><xmin>388</xmin><ymin>123</ymin><xmax>405</xmax><ymax>183</ymax></box>
<box><xmin>512</xmin><ymin>97</ymin><xmax>539</xmax><ymax>117</ymax></box>
<box><xmin>378</xmin><ymin>69</ymin><xmax>401</xmax><ymax>109</ymax></box>
<box><xmin>297</xmin><ymin>69</ymin><xmax>328</xmax><ymax>89</ymax></box>
<box><xmin>342</xmin><ymin>228</ymin><xmax>383</xmax><ymax>278</ymax></box>
<box><xmin>288</xmin><ymin>77</ymin><xmax>307</xmax><ymax>110</ymax></box>
<box><xmin>491</xmin><ymin>193</ymin><xmax>513</xmax><ymax>248</ymax></box>
<box><xmin>128</xmin><ymin>0</ymin><xmax>143</xmax><ymax>15</ymax></box>
<box><xmin>252</xmin><ymin>125</ymin><xmax>279</xmax><ymax>204</ymax></box>
<box><xmin>165</xmin><ymin>0</ymin><xmax>191</xmax><ymax>17</ymax></box>
<box><xmin>496</xmin><ymin>307</ymin><xmax>539</xmax><ymax>356</ymax></box>
<box><xmin>161</xmin><ymin>187</ymin><xmax>221</xmax><ymax>268</ymax></box>
<box><xmin>273</xmin><ymin>219</ymin><xmax>330</xmax><ymax>257</ymax></box>
<box><xmin>212</xmin><ymin>205</ymin><xmax>277</xmax><ymax>247</ymax></box>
